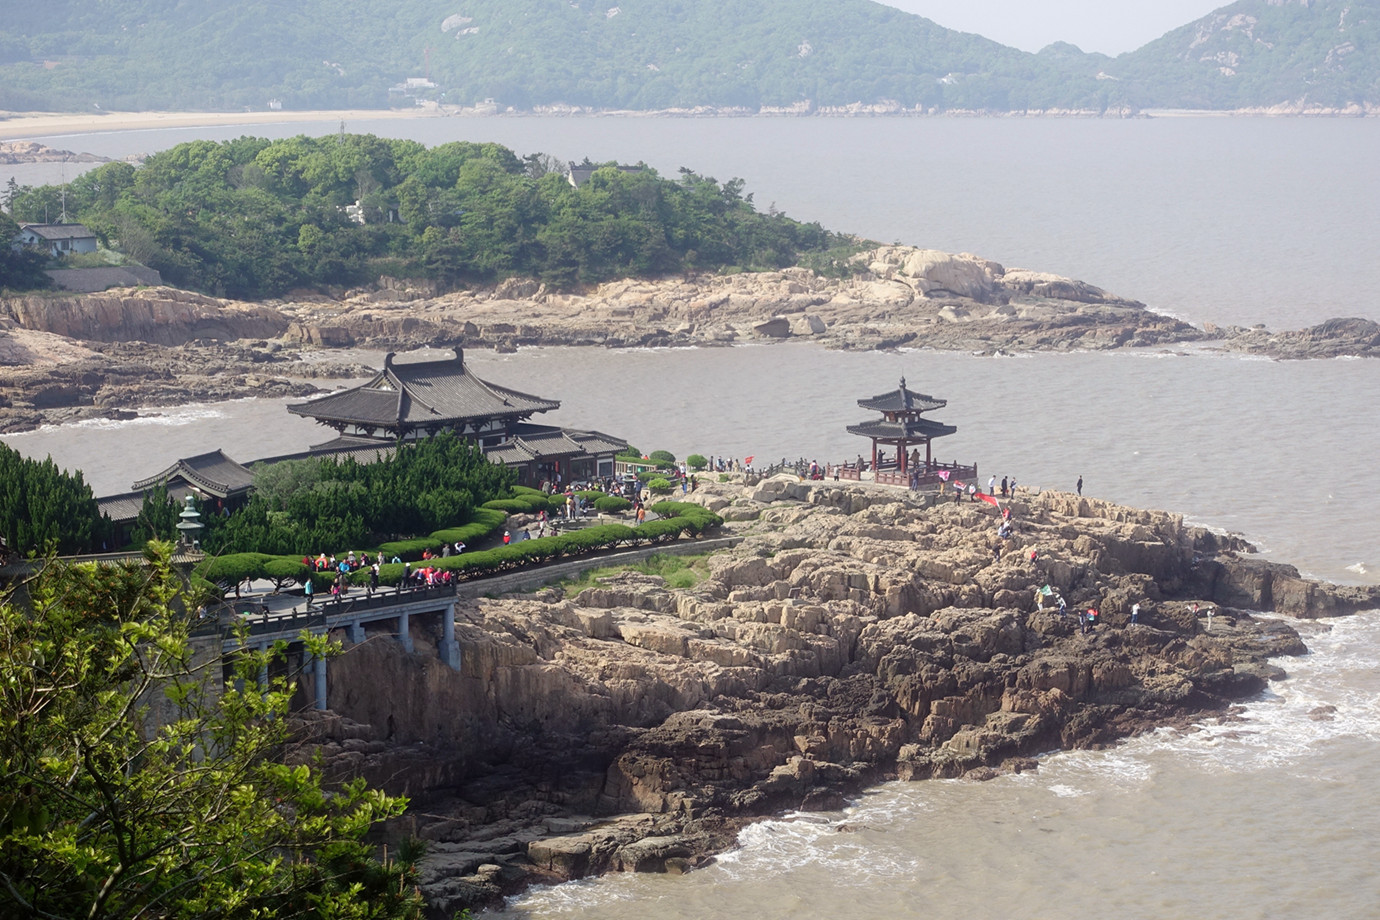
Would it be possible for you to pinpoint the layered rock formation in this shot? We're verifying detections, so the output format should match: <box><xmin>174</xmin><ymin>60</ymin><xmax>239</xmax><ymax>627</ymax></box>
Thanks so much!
<box><xmin>288</xmin><ymin>478</ymin><xmax>1378</xmax><ymax>915</ymax></box>
<box><xmin>0</xmin><ymin>140</ymin><xmax>110</xmax><ymax>164</ymax></box>
<box><xmin>0</xmin><ymin>245</ymin><xmax>1373</xmax><ymax>432</ymax></box>
<box><xmin>1</xmin><ymin>286</ymin><xmax>287</xmax><ymax>346</ymax></box>
<box><xmin>275</xmin><ymin>246</ymin><xmax>1199</xmax><ymax>354</ymax></box>
<box><xmin>1209</xmin><ymin>316</ymin><xmax>1380</xmax><ymax>360</ymax></box>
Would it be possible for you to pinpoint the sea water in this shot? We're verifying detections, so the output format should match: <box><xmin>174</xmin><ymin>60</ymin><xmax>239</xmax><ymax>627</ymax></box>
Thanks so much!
<box><xmin>4</xmin><ymin>116</ymin><xmax>1379</xmax><ymax>919</ymax></box>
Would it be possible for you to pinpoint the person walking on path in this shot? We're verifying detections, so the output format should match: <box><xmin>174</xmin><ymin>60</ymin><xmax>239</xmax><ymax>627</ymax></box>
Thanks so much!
<box><xmin>989</xmin><ymin>475</ymin><xmax>996</xmax><ymax>496</ymax></box>
<box><xmin>1206</xmin><ymin>606</ymin><xmax>1214</xmax><ymax>631</ymax></box>
<box><xmin>303</xmin><ymin>577</ymin><xmax>314</xmax><ymax>608</ymax></box>
<box><xmin>1077</xmin><ymin>475</ymin><xmax>1083</xmax><ymax>496</ymax></box>
<box><xmin>1131</xmin><ymin>601</ymin><xmax>1140</xmax><ymax>624</ymax></box>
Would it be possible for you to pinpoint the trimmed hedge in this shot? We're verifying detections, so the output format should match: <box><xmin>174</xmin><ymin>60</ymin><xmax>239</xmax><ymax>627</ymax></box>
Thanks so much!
<box><xmin>593</xmin><ymin>495</ymin><xmax>632</xmax><ymax>513</ymax></box>
<box><xmin>201</xmin><ymin>502</ymin><xmax>723</xmax><ymax>597</ymax></box>
<box><xmin>386</xmin><ymin>505</ymin><xmax>724</xmax><ymax>581</ymax></box>
<box><xmin>380</xmin><ymin>507</ymin><xmax>508</xmax><ymax>559</ymax></box>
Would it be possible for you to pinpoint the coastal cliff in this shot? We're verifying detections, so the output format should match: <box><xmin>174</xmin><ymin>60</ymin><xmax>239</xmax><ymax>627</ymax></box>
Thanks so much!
<box><xmin>287</xmin><ymin>478</ymin><xmax>1378</xmax><ymax>914</ymax></box>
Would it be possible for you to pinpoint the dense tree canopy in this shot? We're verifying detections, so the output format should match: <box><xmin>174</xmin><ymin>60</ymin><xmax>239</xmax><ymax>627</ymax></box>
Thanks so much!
<box><xmin>0</xmin><ymin>442</ymin><xmax>109</xmax><ymax>556</ymax></box>
<box><xmin>7</xmin><ymin>133</ymin><xmax>854</xmax><ymax>299</ymax></box>
<box><xmin>199</xmin><ymin>432</ymin><xmax>515</xmax><ymax>556</ymax></box>
<box><xmin>0</xmin><ymin>543</ymin><xmax>424</xmax><ymax>919</ymax></box>
<box><xmin>2</xmin><ymin>0</ymin><xmax>1373</xmax><ymax>115</ymax></box>
<box><xmin>0</xmin><ymin>212</ymin><xmax>54</xmax><ymax>292</ymax></box>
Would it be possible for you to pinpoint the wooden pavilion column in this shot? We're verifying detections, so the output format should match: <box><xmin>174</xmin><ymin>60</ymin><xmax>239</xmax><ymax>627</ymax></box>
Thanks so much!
<box><xmin>871</xmin><ymin>440</ymin><xmax>878</xmax><ymax>472</ymax></box>
<box><xmin>898</xmin><ymin>440</ymin><xmax>908</xmax><ymax>473</ymax></box>
<box><xmin>926</xmin><ymin>439</ymin><xmax>933</xmax><ymax>468</ymax></box>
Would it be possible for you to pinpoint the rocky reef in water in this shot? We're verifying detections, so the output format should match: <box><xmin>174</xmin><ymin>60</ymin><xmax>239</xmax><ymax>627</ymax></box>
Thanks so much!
<box><xmin>283</xmin><ymin>477</ymin><xmax>1379</xmax><ymax>915</ymax></box>
<box><xmin>1</xmin><ymin>245</ymin><xmax>1375</xmax><ymax>432</ymax></box>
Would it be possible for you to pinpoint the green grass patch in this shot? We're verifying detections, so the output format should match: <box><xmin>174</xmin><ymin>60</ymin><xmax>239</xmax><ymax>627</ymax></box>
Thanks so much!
<box><xmin>556</xmin><ymin>552</ymin><xmax>712</xmax><ymax>595</ymax></box>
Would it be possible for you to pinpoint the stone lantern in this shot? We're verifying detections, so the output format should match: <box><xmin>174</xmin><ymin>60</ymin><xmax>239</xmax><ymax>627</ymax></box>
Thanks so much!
<box><xmin>175</xmin><ymin>494</ymin><xmax>204</xmax><ymax>550</ymax></box>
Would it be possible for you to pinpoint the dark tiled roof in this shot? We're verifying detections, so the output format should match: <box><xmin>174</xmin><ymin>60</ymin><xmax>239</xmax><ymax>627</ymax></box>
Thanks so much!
<box><xmin>846</xmin><ymin>418</ymin><xmax>957</xmax><ymax>440</ymax></box>
<box><xmin>286</xmin><ymin>348</ymin><xmax>558</xmax><ymax>430</ymax></box>
<box><xmin>857</xmin><ymin>377</ymin><xmax>947</xmax><ymax>414</ymax></box>
<box><xmin>564</xmin><ymin>428</ymin><xmax>630</xmax><ymax>454</ymax></box>
<box><xmin>249</xmin><ymin>436</ymin><xmax>398</xmax><ymax>469</ymax></box>
<box><xmin>97</xmin><ymin>491</ymin><xmax>146</xmax><ymax>523</ymax></box>
<box><xmin>131</xmin><ymin>450</ymin><xmax>255</xmax><ymax>497</ymax></box>
<box><xmin>20</xmin><ymin>222</ymin><xmax>97</xmax><ymax>241</ymax></box>
<box><xmin>488</xmin><ymin>425</ymin><xmax>629</xmax><ymax>466</ymax></box>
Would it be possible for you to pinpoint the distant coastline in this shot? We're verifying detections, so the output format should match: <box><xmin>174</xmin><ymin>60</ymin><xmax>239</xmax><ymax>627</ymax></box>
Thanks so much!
<box><xmin>3</xmin><ymin>102</ymin><xmax>1376</xmax><ymax>141</ymax></box>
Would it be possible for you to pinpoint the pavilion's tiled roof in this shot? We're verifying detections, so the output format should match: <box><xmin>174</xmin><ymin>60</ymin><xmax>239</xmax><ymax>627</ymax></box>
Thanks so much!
<box><xmin>250</xmin><ymin>436</ymin><xmax>398</xmax><ymax>468</ymax></box>
<box><xmin>286</xmin><ymin>348</ymin><xmax>559</xmax><ymax>429</ymax></box>
<box><xmin>96</xmin><ymin>491</ymin><xmax>146</xmax><ymax>524</ymax></box>
<box><xmin>131</xmin><ymin>450</ymin><xmax>256</xmax><ymax>498</ymax></box>
<box><xmin>846</xmin><ymin>418</ymin><xmax>957</xmax><ymax>440</ymax></box>
<box><xmin>857</xmin><ymin>377</ymin><xmax>947</xmax><ymax>414</ymax></box>
<box><xmin>486</xmin><ymin>425</ymin><xmax>629</xmax><ymax>466</ymax></box>
<box><xmin>564</xmin><ymin>428</ymin><xmax>630</xmax><ymax>455</ymax></box>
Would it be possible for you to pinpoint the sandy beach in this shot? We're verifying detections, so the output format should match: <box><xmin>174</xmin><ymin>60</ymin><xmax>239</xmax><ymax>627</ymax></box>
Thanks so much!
<box><xmin>0</xmin><ymin>107</ymin><xmax>440</xmax><ymax>142</ymax></box>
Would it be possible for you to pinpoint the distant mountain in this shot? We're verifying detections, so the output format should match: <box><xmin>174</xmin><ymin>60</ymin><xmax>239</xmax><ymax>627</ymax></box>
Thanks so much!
<box><xmin>1108</xmin><ymin>0</ymin><xmax>1380</xmax><ymax>110</ymax></box>
<box><xmin>0</xmin><ymin>0</ymin><xmax>1374</xmax><ymax>114</ymax></box>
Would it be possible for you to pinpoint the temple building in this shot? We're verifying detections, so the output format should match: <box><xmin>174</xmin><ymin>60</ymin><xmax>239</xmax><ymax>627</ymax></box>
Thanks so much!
<box><xmin>286</xmin><ymin>347</ymin><xmax>627</xmax><ymax>483</ymax></box>
<box><xmin>99</xmin><ymin>348</ymin><xmax>629</xmax><ymax>537</ymax></box>
<box><xmin>846</xmin><ymin>377</ymin><xmax>974</xmax><ymax>488</ymax></box>
<box><xmin>286</xmin><ymin>347</ymin><xmax>559</xmax><ymax>447</ymax></box>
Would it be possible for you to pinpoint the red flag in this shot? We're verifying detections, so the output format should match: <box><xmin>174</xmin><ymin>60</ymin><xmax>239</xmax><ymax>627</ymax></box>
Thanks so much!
<box><xmin>976</xmin><ymin>492</ymin><xmax>1000</xmax><ymax>507</ymax></box>
<box><xmin>744</xmin><ymin>455</ymin><xmax>755</xmax><ymax>465</ymax></box>
<box><xmin>937</xmin><ymin>470</ymin><xmax>950</xmax><ymax>481</ymax></box>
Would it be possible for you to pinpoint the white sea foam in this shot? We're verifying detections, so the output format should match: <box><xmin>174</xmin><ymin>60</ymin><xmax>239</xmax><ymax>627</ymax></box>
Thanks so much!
<box><xmin>712</xmin><ymin>805</ymin><xmax>920</xmax><ymax>885</ymax></box>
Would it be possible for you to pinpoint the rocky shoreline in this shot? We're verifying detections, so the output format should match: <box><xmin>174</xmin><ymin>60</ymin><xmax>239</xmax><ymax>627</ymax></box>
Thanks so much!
<box><xmin>285</xmin><ymin>477</ymin><xmax>1379</xmax><ymax>916</ymax></box>
<box><xmin>2</xmin><ymin>245</ymin><xmax>1375</xmax><ymax>434</ymax></box>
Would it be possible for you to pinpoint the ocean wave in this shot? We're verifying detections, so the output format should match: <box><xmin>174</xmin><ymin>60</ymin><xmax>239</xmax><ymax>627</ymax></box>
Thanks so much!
<box><xmin>15</xmin><ymin>404</ymin><xmax>234</xmax><ymax>435</ymax></box>
<box><xmin>713</xmin><ymin>808</ymin><xmax>920</xmax><ymax>884</ymax></box>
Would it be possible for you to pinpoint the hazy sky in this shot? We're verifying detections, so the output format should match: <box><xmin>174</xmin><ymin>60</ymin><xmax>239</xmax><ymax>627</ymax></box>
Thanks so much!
<box><xmin>878</xmin><ymin>1</ymin><xmax>1228</xmax><ymax>56</ymax></box>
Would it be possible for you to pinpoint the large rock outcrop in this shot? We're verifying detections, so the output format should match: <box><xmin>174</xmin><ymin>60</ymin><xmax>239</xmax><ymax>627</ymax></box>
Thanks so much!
<box><xmin>1</xmin><ymin>286</ymin><xmax>289</xmax><ymax>346</ymax></box>
<box><xmin>289</xmin><ymin>479</ymin><xmax>1376</xmax><ymax>915</ymax></box>
<box><xmin>272</xmin><ymin>245</ymin><xmax>1197</xmax><ymax>355</ymax></box>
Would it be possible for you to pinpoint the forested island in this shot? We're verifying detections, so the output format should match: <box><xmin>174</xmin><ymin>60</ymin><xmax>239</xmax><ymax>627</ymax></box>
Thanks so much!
<box><xmin>4</xmin><ymin>134</ymin><xmax>855</xmax><ymax>299</ymax></box>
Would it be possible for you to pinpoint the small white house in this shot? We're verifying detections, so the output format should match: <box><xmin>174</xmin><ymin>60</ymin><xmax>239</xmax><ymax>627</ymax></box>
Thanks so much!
<box><xmin>16</xmin><ymin>223</ymin><xmax>98</xmax><ymax>257</ymax></box>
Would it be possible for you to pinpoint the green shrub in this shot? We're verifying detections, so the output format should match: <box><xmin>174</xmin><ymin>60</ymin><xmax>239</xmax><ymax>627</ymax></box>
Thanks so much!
<box><xmin>593</xmin><ymin>495</ymin><xmax>632</xmax><ymax>513</ymax></box>
<box><xmin>481</xmin><ymin>499</ymin><xmax>532</xmax><ymax>514</ymax></box>
<box><xmin>648</xmin><ymin>477</ymin><xmax>673</xmax><ymax>494</ymax></box>
<box><xmin>686</xmin><ymin>454</ymin><xmax>708</xmax><ymax>471</ymax></box>
<box><xmin>376</xmin><ymin>536</ymin><xmax>444</xmax><ymax>559</ymax></box>
<box><xmin>261</xmin><ymin>557</ymin><xmax>310</xmax><ymax>592</ymax></box>
<box><xmin>718</xmin><ymin>473</ymin><xmax>731</xmax><ymax>482</ymax></box>
<box><xmin>649</xmin><ymin>450</ymin><xmax>676</xmax><ymax>465</ymax></box>
<box><xmin>195</xmin><ymin>553</ymin><xmax>273</xmax><ymax>593</ymax></box>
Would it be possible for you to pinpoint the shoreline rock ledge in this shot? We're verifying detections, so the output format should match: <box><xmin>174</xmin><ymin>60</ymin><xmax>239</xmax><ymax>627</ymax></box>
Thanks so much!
<box><xmin>290</xmin><ymin>478</ymin><xmax>1379</xmax><ymax>914</ymax></box>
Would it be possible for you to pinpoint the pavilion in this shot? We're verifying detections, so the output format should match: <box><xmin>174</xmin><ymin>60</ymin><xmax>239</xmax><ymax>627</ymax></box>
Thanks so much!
<box><xmin>284</xmin><ymin>347</ymin><xmax>627</xmax><ymax>483</ymax></box>
<box><xmin>99</xmin><ymin>349</ymin><xmax>629</xmax><ymax>536</ymax></box>
<box><xmin>845</xmin><ymin>378</ymin><xmax>974</xmax><ymax>488</ymax></box>
<box><xmin>286</xmin><ymin>347</ymin><xmax>560</xmax><ymax>447</ymax></box>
